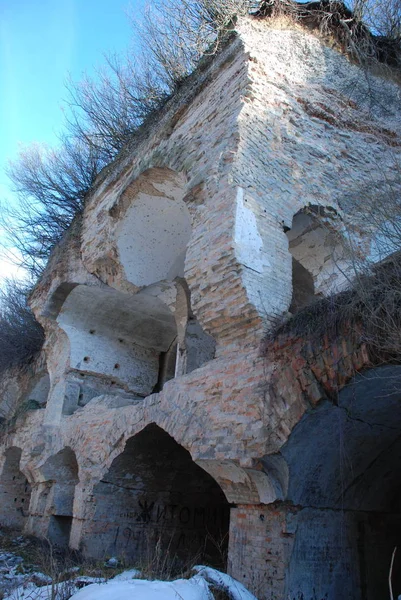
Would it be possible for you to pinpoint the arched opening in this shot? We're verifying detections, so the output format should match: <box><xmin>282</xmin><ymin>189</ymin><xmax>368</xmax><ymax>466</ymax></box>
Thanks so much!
<box><xmin>42</xmin><ymin>447</ymin><xmax>79</xmax><ymax>548</ymax></box>
<box><xmin>53</xmin><ymin>284</ymin><xmax>178</xmax><ymax>413</ymax></box>
<box><xmin>83</xmin><ymin>424</ymin><xmax>230</xmax><ymax>569</ymax></box>
<box><xmin>113</xmin><ymin>168</ymin><xmax>191</xmax><ymax>287</ymax></box>
<box><xmin>0</xmin><ymin>447</ymin><xmax>31</xmax><ymax>529</ymax></box>
<box><xmin>183</xmin><ymin>318</ymin><xmax>216</xmax><ymax>375</ymax></box>
<box><xmin>286</xmin><ymin>206</ymin><xmax>348</xmax><ymax>312</ymax></box>
<box><xmin>50</xmin><ymin>280</ymin><xmax>216</xmax><ymax>414</ymax></box>
<box><xmin>152</xmin><ymin>339</ymin><xmax>178</xmax><ymax>393</ymax></box>
<box><xmin>277</xmin><ymin>365</ymin><xmax>401</xmax><ymax>600</ymax></box>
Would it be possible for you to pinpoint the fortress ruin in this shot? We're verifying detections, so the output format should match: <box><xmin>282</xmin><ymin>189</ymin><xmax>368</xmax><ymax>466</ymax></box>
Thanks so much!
<box><xmin>1</xmin><ymin>13</ymin><xmax>401</xmax><ymax>600</ymax></box>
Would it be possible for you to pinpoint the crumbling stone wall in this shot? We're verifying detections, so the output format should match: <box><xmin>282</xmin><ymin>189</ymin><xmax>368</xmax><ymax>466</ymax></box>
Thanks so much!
<box><xmin>1</xmin><ymin>17</ymin><xmax>401</xmax><ymax>600</ymax></box>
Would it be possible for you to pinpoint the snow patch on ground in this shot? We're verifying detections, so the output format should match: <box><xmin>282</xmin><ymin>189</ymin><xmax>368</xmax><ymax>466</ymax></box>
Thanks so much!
<box><xmin>4</xmin><ymin>577</ymin><xmax>105</xmax><ymax>600</ymax></box>
<box><xmin>109</xmin><ymin>568</ymin><xmax>141</xmax><ymax>581</ymax></box>
<box><xmin>0</xmin><ymin>552</ymin><xmax>30</xmax><ymax>597</ymax></box>
<box><xmin>68</xmin><ymin>574</ymin><xmax>213</xmax><ymax>600</ymax></box>
<box><xmin>1</xmin><ymin>545</ymin><xmax>258</xmax><ymax>600</ymax></box>
<box><xmin>194</xmin><ymin>566</ymin><xmax>258</xmax><ymax>600</ymax></box>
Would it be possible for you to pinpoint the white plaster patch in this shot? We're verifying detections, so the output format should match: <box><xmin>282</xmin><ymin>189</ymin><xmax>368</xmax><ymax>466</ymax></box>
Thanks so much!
<box><xmin>234</xmin><ymin>188</ymin><xmax>269</xmax><ymax>273</ymax></box>
<box><xmin>116</xmin><ymin>191</ymin><xmax>192</xmax><ymax>287</ymax></box>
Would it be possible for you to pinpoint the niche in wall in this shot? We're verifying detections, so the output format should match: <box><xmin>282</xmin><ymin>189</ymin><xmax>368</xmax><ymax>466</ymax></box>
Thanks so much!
<box><xmin>52</xmin><ymin>284</ymin><xmax>178</xmax><ymax>413</ymax></box>
<box><xmin>0</xmin><ymin>447</ymin><xmax>31</xmax><ymax>529</ymax></box>
<box><xmin>286</xmin><ymin>207</ymin><xmax>348</xmax><ymax>312</ymax></box>
<box><xmin>42</xmin><ymin>447</ymin><xmax>79</xmax><ymax>548</ymax></box>
<box><xmin>114</xmin><ymin>168</ymin><xmax>192</xmax><ymax>287</ymax></box>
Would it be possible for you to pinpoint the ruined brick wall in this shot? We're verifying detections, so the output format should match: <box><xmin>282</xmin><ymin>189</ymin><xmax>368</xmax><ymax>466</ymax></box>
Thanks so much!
<box><xmin>1</xmin><ymin>17</ymin><xmax>401</xmax><ymax>600</ymax></box>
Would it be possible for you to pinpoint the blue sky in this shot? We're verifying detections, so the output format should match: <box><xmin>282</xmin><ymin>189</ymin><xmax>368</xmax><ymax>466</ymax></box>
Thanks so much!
<box><xmin>0</xmin><ymin>0</ymin><xmax>145</xmax><ymax>278</ymax></box>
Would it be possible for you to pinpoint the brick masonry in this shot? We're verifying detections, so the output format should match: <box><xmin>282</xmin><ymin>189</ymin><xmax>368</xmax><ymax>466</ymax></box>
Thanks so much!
<box><xmin>1</xmin><ymin>17</ymin><xmax>401</xmax><ymax>600</ymax></box>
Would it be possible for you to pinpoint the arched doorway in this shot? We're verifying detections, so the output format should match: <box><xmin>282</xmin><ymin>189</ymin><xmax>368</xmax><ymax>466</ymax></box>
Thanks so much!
<box><xmin>0</xmin><ymin>447</ymin><xmax>31</xmax><ymax>529</ymax></box>
<box><xmin>42</xmin><ymin>447</ymin><xmax>79</xmax><ymax>548</ymax></box>
<box><xmin>83</xmin><ymin>424</ymin><xmax>230</xmax><ymax>569</ymax></box>
<box><xmin>277</xmin><ymin>365</ymin><xmax>401</xmax><ymax>599</ymax></box>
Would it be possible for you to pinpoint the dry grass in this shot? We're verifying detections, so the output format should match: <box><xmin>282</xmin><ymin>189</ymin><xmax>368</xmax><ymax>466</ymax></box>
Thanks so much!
<box><xmin>256</xmin><ymin>0</ymin><xmax>400</xmax><ymax>73</ymax></box>
<box><xmin>267</xmin><ymin>253</ymin><xmax>401</xmax><ymax>364</ymax></box>
<box><xmin>0</xmin><ymin>527</ymin><xmax>231</xmax><ymax>599</ymax></box>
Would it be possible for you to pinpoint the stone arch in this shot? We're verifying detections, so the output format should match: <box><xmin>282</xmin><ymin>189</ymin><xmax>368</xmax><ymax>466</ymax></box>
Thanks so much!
<box><xmin>196</xmin><ymin>459</ymin><xmax>281</xmax><ymax>505</ymax></box>
<box><xmin>286</xmin><ymin>206</ymin><xmax>348</xmax><ymax>311</ymax></box>
<box><xmin>0</xmin><ymin>447</ymin><xmax>31</xmax><ymax>529</ymax></box>
<box><xmin>40</xmin><ymin>447</ymin><xmax>79</xmax><ymax>548</ymax></box>
<box><xmin>274</xmin><ymin>365</ymin><xmax>401</xmax><ymax>600</ymax></box>
<box><xmin>112</xmin><ymin>168</ymin><xmax>192</xmax><ymax>287</ymax></box>
<box><xmin>42</xmin><ymin>282</ymin><xmax>79</xmax><ymax>319</ymax></box>
<box><xmin>82</xmin><ymin>424</ymin><xmax>230</xmax><ymax>569</ymax></box>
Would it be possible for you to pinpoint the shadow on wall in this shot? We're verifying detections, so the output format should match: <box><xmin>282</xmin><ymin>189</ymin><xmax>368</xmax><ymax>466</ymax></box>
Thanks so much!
<box><xmin>268</xmin><ymin>365</ymin><xmax>401</xmax><ymax>600</ymax></box>
<box><xmin>27</xmin><ymin>372</ymin><xmax>50</xmax><ymax>409</ymax></box>
<box><xmin>0</xmin><ymin>447</ymin><xmax>31</xmax><ymax>528</ymax></box>
<box><xmin>0</xmin><ymin>370</ymin><xmax>49</xmax><ymax>425</ymax></box>
<box><xmin>82</xmin><ymin>424</ymin><xmax>230</xmax><ymax>570</ymax></box>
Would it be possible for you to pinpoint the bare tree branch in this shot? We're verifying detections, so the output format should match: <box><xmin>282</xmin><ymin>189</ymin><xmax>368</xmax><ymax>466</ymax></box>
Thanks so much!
<box><xmin>0</xmin><ymin>279</ymin><xmax>44</xmax><ymax>374</ymax></box>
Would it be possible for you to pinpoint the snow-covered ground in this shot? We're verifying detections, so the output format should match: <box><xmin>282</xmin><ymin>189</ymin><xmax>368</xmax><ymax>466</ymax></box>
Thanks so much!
<box><xmin>0</xmin><ymin>545</ymin><xmax>258</xmax><ymax>600</ymax></box>
<box><xmin>0</xmin><ymin>549</ymin><xmax>105</xmax><ymax>600</ymax></box>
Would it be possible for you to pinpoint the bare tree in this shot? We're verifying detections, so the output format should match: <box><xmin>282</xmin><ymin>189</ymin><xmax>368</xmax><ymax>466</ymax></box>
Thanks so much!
<box><xmin>2</xmin><ymin>1</ymin><xmax>257</xmax><ymax>278</ymax></box>
<box><xmin>351</xmin><ymin>0</ymin><xmax>401</xmax><ymax>39</ymax></box>
<box><xmin>0</xmin><ymin>279</ymin><xmax>44</xmax><ymax>374</ymax></box>
<box><xmin>65</xmin><ymin>0</ymin><xmax>255</xmax><ymax>160</ymax></box>
<box><xmin>2</xmin><ymin>137</ymin><xmax>103</xmax><ymax>275</ymax></box>
<box><xmin>64</xmin><ymin>55</ymin><xmax>165</xmax><ymax>161</ymax></box>
<box><xmin>132</xmin><ymin>0</ymin><xmax>254</xmax><ymax>83</ymax></box>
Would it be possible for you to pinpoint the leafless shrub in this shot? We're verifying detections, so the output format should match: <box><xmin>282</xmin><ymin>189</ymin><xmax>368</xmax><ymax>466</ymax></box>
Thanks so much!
<box><xmin>0</xmin><ymin>529</ymin><xmax>110</xmax><ymax>600</ymax></box>
<box><xmin>118</xmin><ymin>528</ymin><xmax>227</xmax><ymax>581</ymax></box>
<box><xmin>0</xmin><ymin>280</ymin><xmax>44</xmax><ymax>374</ymax></box>
<box><xmin>258</xmin><ymin>0</ymin><xmax>400</xmax><ymax>68</ymax></box>
<box><xmin>352</xmin><ymin>0</ymin><xmax>401</xmax><ymax>41</ymax></box>
<box><xmin>64</xmin><ymin>0</ymin><xmax>254</xmax><ymax>162</ymax></box>
<box><xmin>2</xmin><ymin>138</ymin><xmax>102</xmax><ymax>276</ymax></box>
<box><xmin>64</xmin><ymin>55</ymin><xmax>164</xmax><ymax>162</ymax></box>
<box><xmin>132</xmin><ymin>0</ymin><xmax>254</xmax><ymax>83</ymax></box>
